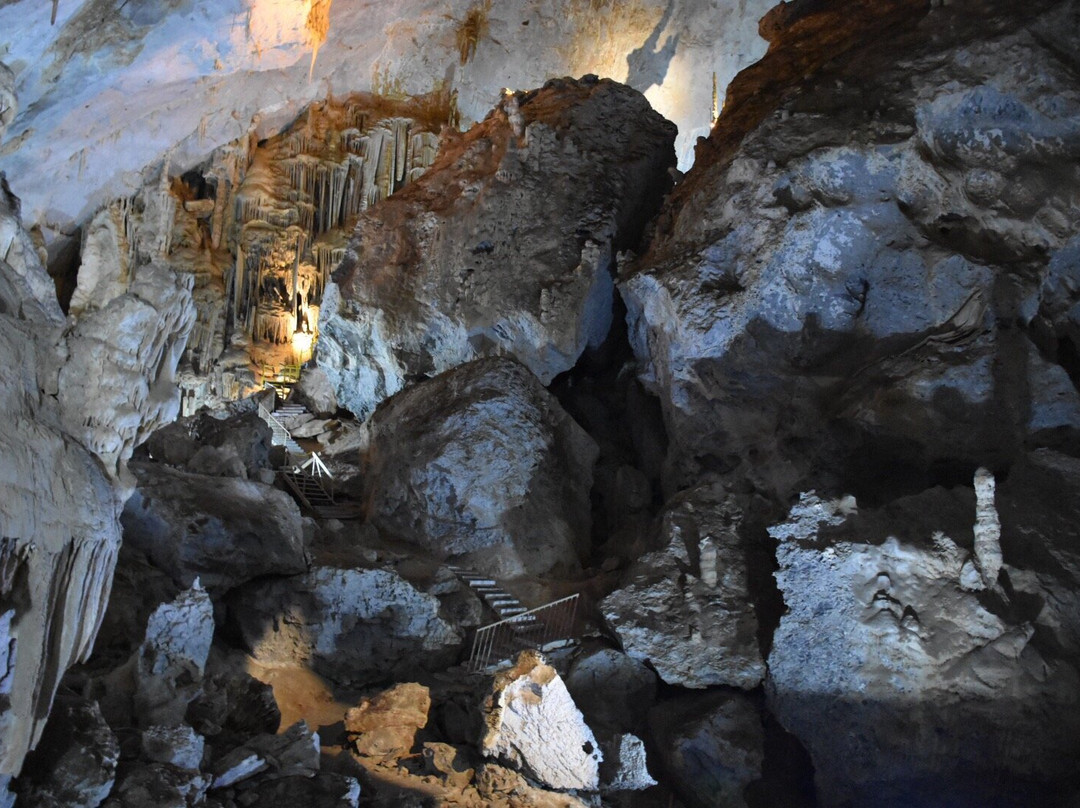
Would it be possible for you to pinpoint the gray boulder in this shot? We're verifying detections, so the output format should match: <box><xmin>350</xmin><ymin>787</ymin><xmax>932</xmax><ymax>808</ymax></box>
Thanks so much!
<box><xmin>209</xmin><ymin>721</ymin><xmax>320</xmax><ymax>789</ymax></box>
<box><xmin>563</xmin><ymin>648</ymin><xmax>657</xmax><ymax>735</ymax></box>
<box><xmin>14</xmin><ymin>695</ymin><xmax>119</xmax><ymax>808</ymax></box>
<box><xmin>619</xmin><ymin>0</ymin><xmax>1080</xmax><ymax>499</ymax></box>
<box><xmin>140</xmin><ymin>725</ymin><xmax>205</xmax><ymax>772</ymax></box>
<box><xmin>229</xmin><ymin>566</ymin><xmax>462</xmax><ymax>685</ymax></box>
<box><xmin>133</xmin><ymin>582</ymin><xmax>215</xmax><ymax>728</ymax></box>
<box><xmin>766</xmin><ymin>488</ymin><xmax>1080</xmax><ymax>806</ymax></box>
<box><xmin>139</xmin><ymin>409</ymin><xmax>272</xmax><ymax>480</ymax></box>
<box><xmin>364</xmin><ymin>357</ymin><xmax>598</xmax><ymax>578</ymax></box>
<box><xmin>122</xmin><ymin>461</ymin><xmax>307</xmax><ymax>593</ymax></box>
<box><xmin>649</xmin><ymin>690</ymin><xmax>763</xmax><ymax>808</ymax></box>
<box><xmin>102</xmin><ymin>765</ymin><xmax>208</xmax><ymax>808</ymax></box>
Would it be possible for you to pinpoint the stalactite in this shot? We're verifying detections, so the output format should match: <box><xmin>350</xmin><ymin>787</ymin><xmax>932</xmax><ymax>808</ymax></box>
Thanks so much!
<box><xmin>174</xmin><ymin>95</ymin><xmax>441</xmax><ymax>412</ymax></box>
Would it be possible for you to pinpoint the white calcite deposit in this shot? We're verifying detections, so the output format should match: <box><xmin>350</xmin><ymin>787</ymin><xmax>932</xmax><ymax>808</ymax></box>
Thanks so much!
<box><xmin>482</xmin><ymin>651</ymin><xmax>602</xmax><ymax>792</ymax></box>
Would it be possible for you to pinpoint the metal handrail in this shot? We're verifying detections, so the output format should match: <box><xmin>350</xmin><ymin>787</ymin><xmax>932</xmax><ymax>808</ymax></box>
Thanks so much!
<box><xmin>297</xmin><ymin>451</ymin><xmax>333</xmax><ymax>479</ymax></box>
<box><xmin>467</xmin><ymin>593</ymin><xmax>580</xmax><ymax>672</ymax></box>
<box><xmin>257</xmin><ymin>403</ymin><xmax>291</xmax><ymax>441</ymax></box>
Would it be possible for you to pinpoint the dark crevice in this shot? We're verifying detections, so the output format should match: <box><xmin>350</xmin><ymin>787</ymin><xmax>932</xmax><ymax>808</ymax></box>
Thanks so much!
<box><xmin>45</xmin><ymin>229</ymin><xmax>80</xmax><ymax>315</ymax></box>
<box><xmin>549</xmin><ymin>293</ymin><xmax>668</xmax><ymax>563</ymax></box>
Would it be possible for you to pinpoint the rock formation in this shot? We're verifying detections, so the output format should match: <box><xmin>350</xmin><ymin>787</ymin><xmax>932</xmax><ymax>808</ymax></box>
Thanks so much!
<box><xmin>649</xmin><ymin>690</ymin><xmax>764</xmax><ymax>808</ymax></box>
<box><xmin>229</xmin><ymin>566</ymin><xmax>462</xmax><ymax>686</ymax></box>
<box><xmin>601</xmin><ymin>484</ymin><xmax>764</xmax><ymax>688</ymax></box>
<box><xmin>319</xmin><ymin>76</ymin><xmax>676</xmax><ymax>419</ymax></box>
<box><xmin>0</xmin><ymin>168</ymin><xmax>193</xmax><ymax>776</ymax></box>
<box><xmin>363</xmin><ymin>357</ymin><xmax>599</xmax><ymax>578</ymax></box>
<box><xmin>0</xmin><ymin>0</ymin><xmax>775</xmax><ymax>237</ymax></box>
<box><xmin>620</xmin><ymin>0</ymin><xmax>1080</xmax><ymax>500</ymax></box>
<box><xmin>481</xmin><ymin>651</ymin><xmax>602</xmax><ymax>792</ymax></box>
<box><xmin>768</xmin><ymin>488</ymin><xmax>1080</xmax><ymax>805</ymax></box>
<box><xmin>3</xmin><ymin>0</ymin><xmax>1080</xmax><ymax>804</ymax></box>
<box><xmin>122</xmin><ymin>461</ymin><xmax>308</xmax><ymax>594</ymax></box>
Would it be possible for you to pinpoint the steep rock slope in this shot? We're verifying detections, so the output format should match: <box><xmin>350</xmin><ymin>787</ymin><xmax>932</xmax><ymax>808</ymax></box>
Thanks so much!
<box><xmin>621</xmin><ymin>0</ymin><xmax>1080</xmax><ymax>500</ymax></box>
<box><xmin>616</xmin><ymin>0</ymin><xmax>1080</xmax><ymax>802</ymax></box>
<box><xmin>320</xmin><ymin>76</ymin><xmax>676</xmax><ymax>419</ymax></box>
<box><xmin>0</xmin><ymin>178</ymin><xmax>194</xmax><ymax>777</ymax></box>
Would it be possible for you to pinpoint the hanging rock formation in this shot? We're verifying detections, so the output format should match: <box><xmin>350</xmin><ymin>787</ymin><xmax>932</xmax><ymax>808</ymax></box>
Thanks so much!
<box><xmin>0</xmin><ymin>166</ymin><xmax>193</xmax><ymax>776</ymax></box>
<box><xmin>319</xmin><ymin>76</ymin><xmax>676</xmax><ymax>420</ymax></box>
<box><xmin>170</xmin><ymin>94</ymin><xmax>445</xmax><ymax>414</ymax></box>
<box><xmin>0</xmin><ymin>0</ymin><xmax>775</xmax><ymax>239</ymax></box>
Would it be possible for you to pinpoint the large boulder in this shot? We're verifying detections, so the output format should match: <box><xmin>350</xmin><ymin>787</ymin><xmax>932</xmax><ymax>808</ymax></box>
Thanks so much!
<box><xmin>132</xmin><ymin>582</ymin><xmax>216</xmax><ymax>729</ymax></box>
<box><xmin>600</xmin><ymin>485</ymin><xmax>764</xmax><ymax>689</ymax></box>
<box><xmin>345</xmin><ymin>682</ymin><xmax>431</xmax><ymax>760</ymax></box>
<box><xmin>319</xmin><ymin>76</ymin><xmax>676</xmax><ymax>420</ymax></box>
<box><xmin>619</xmin><ymin>0</ymin><xmax>1080</xmax><ymax>500</ymax></box>
<box><xmin>138</xmin><ymin>408</ymin><xmax>273</xmax><ymax>480</ymax></box>
<box><xmin>563</xmin><ymin>648</ymin><xmax>657</xmax><ymax>735</ymax></box>
<box><xmin>229</xmin><ymin>566</ymin><xmax>462</xmax><ymax>685</ymax></box>
<box><xmin>121</xmin><ymin>461</ymin><xmax>307</xmax><ymax>593</ymax></box>
<box><xmin>766</xmin><ymin>488</ymin><xmax>1080</xmax><ymax>806</ymax></box>
<box><xmin>364</xmin><ymin>357</ymin><xmax>598</xmax><ymax>578</ymax></box>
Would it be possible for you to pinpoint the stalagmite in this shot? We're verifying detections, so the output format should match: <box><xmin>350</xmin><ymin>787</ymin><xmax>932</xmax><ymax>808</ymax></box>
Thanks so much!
<box><xmin>973</xmin><ymin>467</ymin><xmax>1003</xmax><ymax>589</ymax></box>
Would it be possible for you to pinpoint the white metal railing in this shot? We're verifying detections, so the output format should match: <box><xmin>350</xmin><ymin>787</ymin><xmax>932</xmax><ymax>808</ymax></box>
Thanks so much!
<box><xmin>296</xmin><ymin>451</ymin><xmax>333</xmax><ymax>478</ymax></box>
<box><xmin>467</xmin><ymin>594</ymin><xmax>580</xmax><ymax>673</ymax></box>
<box><xmin>257</xmin><ymin>403</ymin><xmax>291</xmax><ymax>445</ymax></box>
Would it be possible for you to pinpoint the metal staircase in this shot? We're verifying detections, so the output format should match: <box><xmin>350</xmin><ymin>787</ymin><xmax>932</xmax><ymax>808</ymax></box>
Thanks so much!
<box><xmin>449</xmin><ymin>567</ymin><xmax>580</xmax><ymax>672</ymax></box>
<box><xmin>258</xmin><ymin>399</ymin><xmax>361</xmax><ymax>519</ymax></box>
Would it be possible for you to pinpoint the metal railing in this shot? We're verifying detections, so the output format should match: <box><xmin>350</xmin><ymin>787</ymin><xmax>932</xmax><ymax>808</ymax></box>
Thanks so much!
<box><xmin>296</xmin><ymin>451</ymin><xmax>332</xmax><ymax>478</ymax></box>
<box><xmin>257</xmin><ymin>403</ymin><xmax>292</xmax><ymax>445</ymax></box>
<box><xmin>467</xmin><ymin>594</ymin><xmax>580</xmax><ymax>673</ymax></box>
<box><xmin>257</xmin><ymin>362</ymin><xmax>302</xmax><ymax>385</ymax></box>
